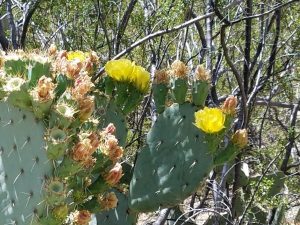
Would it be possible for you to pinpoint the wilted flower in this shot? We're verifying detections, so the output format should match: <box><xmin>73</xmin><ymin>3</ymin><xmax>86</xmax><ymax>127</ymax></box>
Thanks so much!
<box><xmin>104</xmin><ymin>163</ymin><xmax>123</xmax><ymax>186</ymax></box>
<box><xmin>78</xmin><ymin>96</ymin><xmax>95</xmax><ymax>121</ymax></box>
<box><xmin>194</xmin><ymin>107</ymin><xmax>225</xmax><ymax>133</ymax></box>
<box><xmin>36</xmin><ymin>76</ymin><xmax>55</xmax><ymax>101</ymax></box>
<box><xmin>66</xmin><ymin>59</ymin><xmax>83</xmax><ymax>79</ymax></box>
<box><xmin>88</xmin><ymin>132</ymin><xmax>100</xmax><ymax>152</ymax></box>
<box><xmin>232</xmin><ymin>129</ymin><xmax>248</xmax><ymax>148</ymax></box>
<box><xmin>98</xmin><ymin>192</ymin><xmax>118</xmax><ymax>211</ymax></box>
<box><xmin>71</xmin><ymin>138</ymin><xmax>93</xmax><ymax>162</ymax></box>
<box><xmin>73</xmin><ymin>210</ymin><xmax>91</xmax><ymax>225</ymax></box>
<box><xmin>153</xmin><ymin>69</ymin><xmax>169</xmax><ymax>84</ymax></box>
<box><xmin>195</xmin><ymin>65</ymin><xmax>210</xmax><ymax>81</ymax></box>
<box><xmin>108</xmin><ymin>146</ymin><xmax>124</xmax><ymax>162</ymax></box>
<box><xmin>82</xmin><ymin>155</ymin><xmax>96</xmax><ymax>169</ymax></box>
<box><xmin>170</xmin><ymin>60</ymin><xmax>188</xmax><ymax>78</ymax></box>
<box><xmin>71</xmin><ymin>73</ymin><xmax>94</xmax><ymax>100</ymax></box>
<box><xmin>222</xmin><ymin>95</ymin><xmax>238</xmax><ymax>115</ymax></box>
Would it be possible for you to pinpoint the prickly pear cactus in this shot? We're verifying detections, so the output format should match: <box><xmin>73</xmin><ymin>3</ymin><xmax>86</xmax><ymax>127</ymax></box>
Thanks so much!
<box><xmin>0</xmin><ymin>50</ymin><xmax>127</xmax><ymax>225</ymax></box>
<box><xmin>128</xmin><ymin>61</ymin><xmax>244</xmax><ymax>212</ymax></box>
<box><xmin>0</xmin><ymin>101</ymin><xmax>53</xmax><ymax>225</ymax></box>
<box><xmin>129</xmin><ymin>103</ymin><xmax>213</xmax><ymax>211</ymax></box>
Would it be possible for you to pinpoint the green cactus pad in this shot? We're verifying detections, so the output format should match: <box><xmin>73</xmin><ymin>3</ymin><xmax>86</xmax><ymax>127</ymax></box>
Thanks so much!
<box><xmin>96</xmin><ymin>189</ymin><xmax>138</xmax><ymax>225</ymax></box>
<box><xmin>0</xmin><ymin>101</ymin><xmax>53</xmax><ymax>225</ymax></box>
<box><xmin>129</xmin><ymin>103</ymin><xmax>213</xmax><ymax>212</ymax></box>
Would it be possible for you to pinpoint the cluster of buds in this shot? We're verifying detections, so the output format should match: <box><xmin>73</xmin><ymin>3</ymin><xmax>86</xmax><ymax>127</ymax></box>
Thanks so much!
<box><xmin>71</xmin><ymin>132</ymin><xmax>100</xmax><ymax>168</ymax></box>
<box><xmin>97</xmin><ymin>192</ymin><xmax>118</xmax><ymax>211</ymax></box>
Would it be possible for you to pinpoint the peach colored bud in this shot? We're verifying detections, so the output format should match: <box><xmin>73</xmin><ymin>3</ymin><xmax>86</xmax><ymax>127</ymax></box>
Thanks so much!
<box><xmin>78</xmin><ymin>96</ymin><xmax>95</xmax><ymax>121</ymax></box>
<box><xmin>72</xmin><ymin>74</ymin><xmax>94</xmax><ymax>100</ymax></box>
<box><xmin>222</xmin><ymin>95</ymin><xmax>238</xmax><ymax>115</ymax></box>
<box><xmin>37</xmin><ymin>76</ymin><xmax>55</xmax><ymax>101</ymax></box>
<box><xmin>48</xmin><ymin>44</ymin><xmax>57</xmax><ymax>56</ymax></box>
<box><xmin>109</xmin><ymin>146</ymin><xmax>124</xmax><ymax>162</ymax></box>
<box><xmin>98</xmin><ymin>192</ymin><xmax>118</xmax><ymax>211</ymax></box>
<box><xmin>195</xmin><ymin>65</ymin><xmax>210</xmax><ymax>81</ymax></box>
<box><xmin>71</xmin><ymin>139</ymin><xmax>93</xmax><ymax>162</ymax></box>
<box><xmin>104</xmin><ymin>163</ymin><xmax>123</xmax><ymax>186</ymax></box>
<box><xmin>170</xmin><ymin>60</ymin><xmax>188</xmax><ymax>78</ymax></box>
<box><xmin>105</xmin><ymin>123</ymin><xmax>116</xmax><ymax>134</ymax></box>
<box><xmin>88</xmin><ymin>132</ymin><xmax>100</xmax><ymax>152</ymax></box>
<box><xmin>73</xmin><ymin>210</ymin><xmax>91</xmax><ymax>225</ymax></box>
<box><xmin>67</xmin><ymin>59</ymin><xmax>83</xmax><ymax>79</ymax></box>
<box><xmin>153</xmin><ymin>69</ymin><xmax>169</xmax><ymax>84</ymax></box>
<box><xmin>232</xmin><ymin>129</ymin><xmax>248</xmax><ymax>148</ymax></box>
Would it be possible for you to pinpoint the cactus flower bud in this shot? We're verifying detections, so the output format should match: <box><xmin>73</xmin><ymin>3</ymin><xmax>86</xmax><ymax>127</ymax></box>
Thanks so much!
<box><xmin>105</xmin><ymin>123</ymin><xmax>116</xmax><ymax>134</ymax></box>
<box><xmin>73</xmin><ymin>210</ymin><xmax>91</xmax><ymax>225</ymax></box>
<box><xmin>170</xmin><ymin>60</ymin><xmax>188</xmax><ymax>78</ymax></box>
<box><xmin>98</xmin><ymin>192</ymin><xmax>118</xmax><ymax>211</ymax></box>
<box><xmin>78</xmin><ymin>96</ymin><xmax>95</xmax><ymax>121</ymax></box>
<box><xmin>104</xmin><ymin>163</ymin><xmax>123</xmax><ymax>186</ymax></box>
<box><xmin>232</xmin><ymin>129</ymin><xmax>248</xmax><ymax>148</ymax></box>
<box><xmin>222</xmin><ymin>95</ymin><xmax>238</xmax><ymax>115</ymax></box>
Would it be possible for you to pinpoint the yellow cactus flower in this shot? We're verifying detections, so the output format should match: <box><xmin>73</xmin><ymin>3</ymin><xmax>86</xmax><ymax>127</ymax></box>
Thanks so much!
<box><xmin>105</xmin><ymin>59</ymin><xmax>150</xmax><ymax>93</ymax></box>
<box><xmin>130</xmin><ymin>65</ymin><xmax>150</xmax><ymax>93</ymax></box>
<box><xmin>194</xmin><ymin>107</ymin><xmax>225</xmax><ymax>133</ymax></box>
<box><xmin>67</xmin><ymin>51</ymin><xmax>87</xmax><ymax>62</ymax></box>
<box><xmin>105</xmin><ymin>59</ymin><xmax>134</xmax><ymax>82</ymax></box>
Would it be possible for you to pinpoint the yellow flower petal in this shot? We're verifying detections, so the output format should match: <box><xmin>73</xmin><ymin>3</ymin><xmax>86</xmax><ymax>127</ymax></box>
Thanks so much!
<box><xmin>131</xmin><ymin>65</ymin><xmax>150</xmax><ymax>93</ymax></box>
<box><xmin>194</xmin><ymin>107</ymin><xmax>225</xmax><ymax>133</ymax></box>
<box><xmin>67</xmin><ymin>51</ymin><xmax>87</xmax><ymax>62</ymax></box>
<box><xmin>105</xmin><ymin>59</ymin><xmax>134</xmax><ymax>82</ymax></box>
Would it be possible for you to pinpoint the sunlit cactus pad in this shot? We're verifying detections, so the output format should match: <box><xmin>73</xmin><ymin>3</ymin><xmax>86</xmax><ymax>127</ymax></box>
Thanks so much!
<box><xmin>129</xmin><ymin>103</ymin><xmax>214</xmax><ymax>212</ymax></box>
<box><xmin>0</xmin><ymin>101</ymin><xmax>52</xmax><ymax>225</ymax></box>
